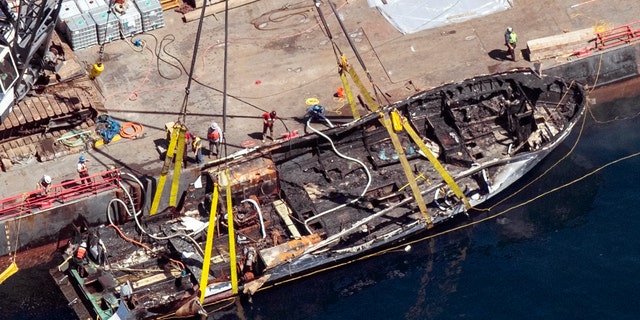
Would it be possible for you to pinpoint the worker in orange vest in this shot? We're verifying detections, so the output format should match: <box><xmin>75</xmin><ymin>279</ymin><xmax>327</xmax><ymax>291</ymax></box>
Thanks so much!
<box><xmin>207</xmin><ymin>122</ymin><xmax>222</xmax><ymax>159</ymax></box>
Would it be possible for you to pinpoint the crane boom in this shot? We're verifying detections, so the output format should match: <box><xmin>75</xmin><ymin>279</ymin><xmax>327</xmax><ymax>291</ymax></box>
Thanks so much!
<box><xmin>0</xmin><ymin>0</ymin><xmax>63</xmax><ymax>122</ymax></box>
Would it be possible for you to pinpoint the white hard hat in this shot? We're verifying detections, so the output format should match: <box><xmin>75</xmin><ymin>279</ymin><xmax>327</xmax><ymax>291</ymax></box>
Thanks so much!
<box><xmin>44</xmin><ymin>175</ymin><xmax>52</xmax><ymax>184</ymax></box>
<box><xmin>507</xmin><ymin>27</ymin><xmax>513</xmax><ymax>32</ymax></box>
<box><xmin>210</xmin><ymin>122</ymin><xmax>218</xmax><ymax>129</ymax></box>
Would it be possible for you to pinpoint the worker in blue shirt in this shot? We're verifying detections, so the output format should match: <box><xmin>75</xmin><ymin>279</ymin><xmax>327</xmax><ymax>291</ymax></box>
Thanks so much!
<box><xmin>305</xmin><ymin>98</ymin><xmax>334</xmax><ymax>128</ymax></box>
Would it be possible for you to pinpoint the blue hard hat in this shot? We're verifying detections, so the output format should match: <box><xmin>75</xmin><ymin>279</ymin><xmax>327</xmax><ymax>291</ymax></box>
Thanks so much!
<box><xmin>79</xmin><ymin>155</ymin><xmax>86</xmax><ymax>162</ymax></box>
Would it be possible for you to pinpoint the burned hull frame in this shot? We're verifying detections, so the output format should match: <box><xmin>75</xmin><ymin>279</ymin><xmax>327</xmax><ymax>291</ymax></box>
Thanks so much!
<box><xmin>57</xmin><ymin>70</ymin><xmax>586</xmax><ymax>319</ymax></box>
<box><xmin>192</xmin><ymin>69</ymin><xmax>586</xmax><ymax>302</ymax></box>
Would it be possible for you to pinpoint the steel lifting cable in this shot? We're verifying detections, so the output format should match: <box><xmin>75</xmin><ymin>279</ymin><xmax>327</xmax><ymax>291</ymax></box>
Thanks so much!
<box><xmin>221</xmin><ymin>0</ymin><xmax>230</xmax><ymax>159</ymax></box>
<box><xmin>324</xmin><ymin>0</ymin><xmax>388</xmax><ymax>106</ymax></box>
<box><xmin>145</xmin><ymin>6</ymin><xmax>201</xmax><ymax>213</ymax></box>
<box><xmin>313</xmin><ymin>0</ymin><xmax>344</xmax><ymax>66</ymax></box>
<box><xmin>314</xmin><ymin>0</ymin><xmax>388</xmax><ymax>111</ymax></box>
<box><xmin>179</xmin><ymin>0</ymin><xmax>210</xmax><ymax>124</ymax></box>
<box><xmin>98</xmin><ymin>1</ymin><xmax>119</xmax><ymax>64</ymax></box>
<box><xmin>325</xmin><ymin>0</ymin><xmax>368</xmax><ymax>80</ymax></box>
<box><xmin>314</xmin><ymin>0</ymin><xmax>364</xmax><ymax>120</ymax></box>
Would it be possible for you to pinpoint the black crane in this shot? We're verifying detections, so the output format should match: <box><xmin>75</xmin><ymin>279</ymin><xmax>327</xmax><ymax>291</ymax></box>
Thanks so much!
<box><xmin>0</xmin><ymin>0</ymin><xmax>63</xmax><ymax>121</ymax></box>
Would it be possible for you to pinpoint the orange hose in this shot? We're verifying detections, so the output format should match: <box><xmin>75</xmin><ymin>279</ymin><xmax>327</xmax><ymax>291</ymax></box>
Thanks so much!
<box><xmin>120</xmin><ymin>122</ymin><xmax>144</xmax><ymax>139</ymax></box>
<box><xmin>108</xmin><ymin>224</ymin><xmax>152</xmax><ymax>250</ymax></box>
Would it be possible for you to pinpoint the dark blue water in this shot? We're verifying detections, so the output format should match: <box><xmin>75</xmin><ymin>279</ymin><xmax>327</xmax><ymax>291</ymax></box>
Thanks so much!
<box><xmin>2</xmin><ymin>82</ymin><xmax>639</xmax><ymax>320</ymax></box>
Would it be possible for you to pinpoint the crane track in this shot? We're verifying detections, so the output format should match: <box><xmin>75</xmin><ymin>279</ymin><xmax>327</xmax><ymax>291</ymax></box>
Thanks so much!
<box><xmin>0</xmin><ymin>78</ymin><xmax>104</xmax><ymax>168</ymax></box>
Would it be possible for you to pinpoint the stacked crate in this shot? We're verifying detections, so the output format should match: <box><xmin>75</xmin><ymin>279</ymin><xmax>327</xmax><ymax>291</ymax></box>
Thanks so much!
<box><xmin>57</xmin><ymin>0</ymin><xmax>98</xmax><ymax>50</ymax></box>
<box><xmin>58</xmin><ymin>1</ymin><xmax>81</xmax><ymax>22</ymax></box>
<box><xmin>114</xmin><ymin>0</ymin><xmax>143</xmax><ymax>37</ymax></box>
<box><xmin>56</xmin><ymin>0</ymin><xmax>163</xmax><ymax>49</ymax></box>
<box><xmin>134</xmin><ymin>0</ymin><xmax>165</xmax><ymax>32</ymax></box>
<box><xmin>75</xmin><ymin>0</ymin><xmax>107</xmax><ymax>12</ymax></box>
<box><xmin>61</xmin><ymin>13</ymin><xmax>99</xmax><ymax>50</ymax></box>
<box><xmin>90</xmin><ymin>7</ymin><xmax>120</xmax><ymax>44</ymax></box>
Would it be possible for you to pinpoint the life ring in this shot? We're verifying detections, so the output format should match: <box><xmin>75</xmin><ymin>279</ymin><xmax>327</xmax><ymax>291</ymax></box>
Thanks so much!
<box><xmin>305</xmin><ymin>97</ymin><xmax>320</xmax><ymax>106</ymax></box>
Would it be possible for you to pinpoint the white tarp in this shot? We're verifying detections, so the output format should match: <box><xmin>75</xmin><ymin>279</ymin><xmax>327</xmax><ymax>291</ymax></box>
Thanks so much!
<box><xmin>368</xmin><ymin>0</ymin><xmax>512</xmax><ymax>34</ymax></box>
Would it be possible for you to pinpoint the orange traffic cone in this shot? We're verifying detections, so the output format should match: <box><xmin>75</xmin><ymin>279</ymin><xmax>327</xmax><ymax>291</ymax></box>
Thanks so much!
<box><xmin>336</xmin><ymin>87</ymin><xmax>345</xmax><ymax>98</ymax></box>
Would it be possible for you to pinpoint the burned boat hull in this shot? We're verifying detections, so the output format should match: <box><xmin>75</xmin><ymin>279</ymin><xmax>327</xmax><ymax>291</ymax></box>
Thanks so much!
<box><xmin>58</xmin><ymin>70</ymin><xmax>586</xmax><ymax>318</ymax></box>
<box><xmin>186</xmin><ymin>69</ymin><xmax>586</xmax><ymax>303</ymax></box>
<box><xmin>59</xmin><ymin>216</ymin><xmax>203</xmax><ymax>320</ymax></box>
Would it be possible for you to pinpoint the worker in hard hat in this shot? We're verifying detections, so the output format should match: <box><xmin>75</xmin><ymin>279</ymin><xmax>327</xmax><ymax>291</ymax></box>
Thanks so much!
<box><xmin>304</xmin><ymin>98</ymin><xmax>334</xmax><ymax>128</ymax></box>
<box><xmin>504</xmin><ymin>27</ymin><xmax>518</xmax><ymax>61</ymax></box>
<box><xmin>77</xmin><ymin>155</ymin><xmax>91</xmax><ymax>184</ymax></box>
<box><xmin>261</xmin><ymin>110</ymin><xmax>277</xmax><ymax>143</ymax></box>
<box><xmin>37</xmin><ymin>175</ymin><xmax>53</xmax><ymax>194</ymax></box>
<box><xmin>207</xmin><ymin>122</ymin><xmax>222</xmax><ymax>159</ymax></box>
<box><xmin>192</xmin><ymin>135</ymin><xmax>204</xmax><ymax>164</ymax></box>
<box><xmin>183</xmin><ymin>130</ymin><xmax>192</xmax><ymax>167</ymax></box>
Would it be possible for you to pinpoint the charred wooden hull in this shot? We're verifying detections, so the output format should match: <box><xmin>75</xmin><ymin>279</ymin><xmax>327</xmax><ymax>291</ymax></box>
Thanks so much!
<box><xmin>57</xmin><ymin>70</ymin><xmax>586</xmax><ymax>319</ymax></box>
<box><xmin>195</xmin><ymin>69</ymin><xmax>585</xmax><ymax>297</ymax></box>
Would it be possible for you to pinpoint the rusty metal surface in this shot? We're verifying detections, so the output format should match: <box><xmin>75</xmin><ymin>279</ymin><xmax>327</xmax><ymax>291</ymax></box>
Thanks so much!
<box><xmin>0</xmin><ymin>189</ymin><xmax>119</xmax><ymax>257</ymax></box>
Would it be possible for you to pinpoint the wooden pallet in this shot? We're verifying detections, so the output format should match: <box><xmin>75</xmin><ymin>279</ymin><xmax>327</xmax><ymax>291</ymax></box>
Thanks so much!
<box><xmin>183</xmin><ymin>0</ymin><xmax>258</xmax><ymax>22</ymax></box>
<box><xmin>526</xmin><ymin>28</ymin><xmax>595</xmax><ymax>61</ymax></box>
<box><xmin>161</xmin><ymin>0</ymin><xmax>181</xmax><ymax>10</ymax></box>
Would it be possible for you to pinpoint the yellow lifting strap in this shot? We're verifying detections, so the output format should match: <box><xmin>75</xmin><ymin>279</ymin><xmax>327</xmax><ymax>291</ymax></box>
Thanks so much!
<box><xmin>150</xmin><ymin>124</ymin><xmax>186</xmax><ymax>215</ymax></box>
<box><xmin>199</xmin><ymin>182</ymin><xmax>219</xmax><ymax>303</ymax></box>
<box><xmin>0</xmin><ymin>261</ymin><xmax>18</xmax><ymax>285</ymax></box>
<box><xmin>170</xmin><ymin>126</ymin><xmax>186</xmax><ymax>207</ymax></box>
<box><xmin>339</xmin><ymin>71</ymin><xmax>359</xmax><ymax>120</ymax></box>
<box><xmin>380</xmin><ymin>112</ymin><xmax>431</xmax><ymax>225</ymax></box>
<box><xmin>339</xmin><ymin>55</ymin><xmax>360</xmax><ymax>120</ymax></box>
<box><xmin>392</xmin><ymin>109</ymin><xmax>470</xmax><ymax>210</ymax></box>
<box><xmin>225</xmin><ymin>170</ymin><xmax>239</xmax><ymax>294</ymax></box>
<box><xmin>340</xmin><ymin>54</ymin><xmax>380</xmax><ymax>112</ymax></box>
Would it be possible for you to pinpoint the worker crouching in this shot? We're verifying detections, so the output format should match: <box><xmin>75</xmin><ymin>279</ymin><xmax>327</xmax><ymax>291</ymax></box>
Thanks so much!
<box><xmin>304</xmin><ymin>98</ymin><xmax>334</xmax><ymax>129</ymax></box>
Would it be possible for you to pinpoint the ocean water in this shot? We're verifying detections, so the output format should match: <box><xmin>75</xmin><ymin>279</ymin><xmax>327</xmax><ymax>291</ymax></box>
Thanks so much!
<box><xmin>1</xmin><ymin>80</ymin><xmax>639</xmax><ymax>320</ymax></box>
